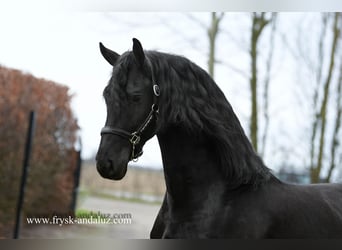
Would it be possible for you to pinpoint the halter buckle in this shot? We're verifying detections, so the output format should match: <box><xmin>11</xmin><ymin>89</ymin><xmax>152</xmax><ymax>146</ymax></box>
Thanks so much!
<box><xmin>153</xmin><ymin>84</ymin><xmax>160</xmax><ymax>96</ymax></box>
<box><xmin>130</xmin><ymin>133</ymin><xmax>141</xmax><ymax>145</ymax></box>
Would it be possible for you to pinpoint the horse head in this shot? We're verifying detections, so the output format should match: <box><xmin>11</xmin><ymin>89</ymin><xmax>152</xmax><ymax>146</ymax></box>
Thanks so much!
<box><xmin>96</xmin><ymin>38</ymin><xmax>159</xmax><ymax>180</ymax></box>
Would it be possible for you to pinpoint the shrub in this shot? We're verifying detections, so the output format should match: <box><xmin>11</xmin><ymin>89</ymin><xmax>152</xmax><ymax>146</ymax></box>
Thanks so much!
<box><xmin>0</xmin><ymin>66</ymin><xmax>79</xmax><ymax>238</ymax></box>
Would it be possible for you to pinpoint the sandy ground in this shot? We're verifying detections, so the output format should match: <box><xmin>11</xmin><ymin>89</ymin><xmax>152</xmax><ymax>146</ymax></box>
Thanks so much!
<box><xmin>20</xmin><ymin>195</ymin><xmax>161</xmax><ymax>239</ymax></box>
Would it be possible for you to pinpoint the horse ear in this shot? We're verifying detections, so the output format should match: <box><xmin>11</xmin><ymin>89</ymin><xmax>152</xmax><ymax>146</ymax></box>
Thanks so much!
<box><xmin>132</xmin><ymin>38</ymin><xmax>145</xmax><ymax>67</ymax></box>
<box><xmin>99</xmin><ymin>42</ymin><xmax>120</xmax><ymax>66</ymax></box>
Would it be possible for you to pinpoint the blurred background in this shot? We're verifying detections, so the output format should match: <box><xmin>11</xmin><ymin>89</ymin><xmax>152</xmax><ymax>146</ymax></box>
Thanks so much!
<box><xmin>0</xmin><ymin>12</ymin><xmax>342</xmax><ymax>238</ymax></box>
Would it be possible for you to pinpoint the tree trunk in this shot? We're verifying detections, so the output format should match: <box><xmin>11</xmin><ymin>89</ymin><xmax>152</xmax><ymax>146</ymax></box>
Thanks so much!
<box><xmin>309</xmin><ymin>14</ymin><xmax>328</xmax><ymax>176</ymax></box>
<box><xmin>249</xmin><ymin>13</ymin><xmax>271</xmax><ymax>153</ymax></box>
<box><xmin>261</xmin><ymin>13</ymin><xmax>277</xmax><ymax>158</ymax></box>
<box><xmin>207</xmin><ymin>12</ymin><xmax>224</xmax><ymax>78</ymax></box>
<box><xmin>325</xmin><ymin>62</ymin><xmax>342</xmax><ymax>182</ymax></box>
<box><xmin>310</xmin><ymin>13</ymin><xmax>341</xmax><ymax>183</ymax></box>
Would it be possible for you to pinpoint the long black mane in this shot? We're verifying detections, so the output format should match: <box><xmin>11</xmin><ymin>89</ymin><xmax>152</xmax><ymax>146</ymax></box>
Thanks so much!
<box><xmin>117</xmin><ymin>50</ymin><xmax>272</xmax><ymax>188</ymax></box>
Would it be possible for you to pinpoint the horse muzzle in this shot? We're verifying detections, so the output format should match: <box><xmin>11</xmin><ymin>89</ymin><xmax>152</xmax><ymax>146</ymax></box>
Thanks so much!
<box><xmin>96</xmin><ymin>157</ymin><xmax>128</xmax><ymax>180</ymax></box>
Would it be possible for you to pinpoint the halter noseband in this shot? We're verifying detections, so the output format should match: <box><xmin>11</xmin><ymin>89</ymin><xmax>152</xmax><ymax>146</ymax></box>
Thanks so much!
<box><xmin>100</xmin><ymin>58</ymin><xmax>160</xmax><ymax>161</ymax></box>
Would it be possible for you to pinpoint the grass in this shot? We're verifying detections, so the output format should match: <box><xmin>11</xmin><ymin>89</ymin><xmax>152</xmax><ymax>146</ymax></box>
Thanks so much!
<box><xmin>75</xmin><ymin>209</ymin><xmax>109</xmax><ymax>219</ymax></box>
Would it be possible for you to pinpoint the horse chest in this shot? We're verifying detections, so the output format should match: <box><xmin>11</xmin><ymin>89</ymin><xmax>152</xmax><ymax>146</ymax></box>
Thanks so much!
<box><xmin>162</xmin><ymin>202</ymin><xmax>270</xmax><ymax>238</ymax></box>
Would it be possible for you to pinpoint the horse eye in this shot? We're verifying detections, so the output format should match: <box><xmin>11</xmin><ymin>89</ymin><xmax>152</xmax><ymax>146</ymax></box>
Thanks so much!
<box><xmin>130</xmin><ymin>94</ymin><xmax>142</xmax><ymax>103</ymax></box>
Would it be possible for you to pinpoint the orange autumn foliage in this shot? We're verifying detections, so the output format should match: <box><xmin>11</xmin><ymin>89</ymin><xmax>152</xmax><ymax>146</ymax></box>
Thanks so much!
<box><xmin>0</xmin><ymin>66</ymin><xmax>79</xmax><ymax>237</ymax></box>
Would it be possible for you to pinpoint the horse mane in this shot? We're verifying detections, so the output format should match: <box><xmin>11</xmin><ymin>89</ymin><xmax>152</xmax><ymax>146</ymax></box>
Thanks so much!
<box><xmin>118</xmin><ymin>51</ymin><xmax>273</xmax><ymax>188</ymax></box>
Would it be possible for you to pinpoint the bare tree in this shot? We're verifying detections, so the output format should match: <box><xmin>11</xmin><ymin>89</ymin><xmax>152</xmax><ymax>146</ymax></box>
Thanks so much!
<box><xmin>281</xmin><ymin>13</ymin><xmax>342</xmax><ymax>182</ymax></box>
<box><xmin>325</xmin><ymin>57</ymin><xmax>342</xmax><ymax>182</ymax></box>
<box><xmin>184</xmin><ymin>12</ymin><xmax>225</xmax><ymax>78</ymax></box>
<box><xmin>310</xmin><ymin>14</ymin><xmax>329</xmax><ymax>176</ymax></box>
<box><xmin>310</xmin><ymin>13</ymin><xmax>341</xmax><ymax>183</ymax></box>
<box><xmin>249</xmin><ymin>12</ymin><xmax>276</xmax><ymax>153</ymax></box>
<box><xmin>260</xmin><ymin>13</ymin><xmax>277</xmax><ymax>158</ymax></box>
<box><xmin>207</xmin><ymin>12</ymin><xmax>225</xmax><ymax>78</ymax></box>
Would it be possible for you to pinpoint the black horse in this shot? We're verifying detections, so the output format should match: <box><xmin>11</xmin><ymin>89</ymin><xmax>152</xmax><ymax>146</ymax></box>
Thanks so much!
<box><xmin>96</xmin><ymin>38</ymin><xmax>342</xmax><ymax>238</ymax></box>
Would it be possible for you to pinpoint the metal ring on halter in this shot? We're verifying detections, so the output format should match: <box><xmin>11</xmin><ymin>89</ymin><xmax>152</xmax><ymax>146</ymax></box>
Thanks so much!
<box><xmin>131</xmin><ymin>144</ymin><xmax>142</xmax><ymax>162</ymax></box>
<box><xmin>153</xmin><ymin>84</ymin><xmax>160</xmax><ymax>96</ymax></box>
<box><xmin>130</xmin><ymin>132</ymin><xmax>141</xmax><ymax>145</ymax></box>
<box><xmin>151</xmin><ymin>104</ymin><xmax>159</xmax><ymax>113</ymax></box>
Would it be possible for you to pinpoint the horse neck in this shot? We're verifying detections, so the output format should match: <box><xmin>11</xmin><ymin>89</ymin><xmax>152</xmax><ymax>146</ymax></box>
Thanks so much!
<box><xmin>157</xmin><ymin>125</ymin><xmax>226</xmax><ymax>207</ymax></box>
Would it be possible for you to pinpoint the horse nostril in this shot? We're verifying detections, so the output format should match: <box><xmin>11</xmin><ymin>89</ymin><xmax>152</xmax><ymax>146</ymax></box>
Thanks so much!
<box><xmin>96</xmin><ymin>158</ymin><xmax>111</xmax><ymax>171</ymax></box>
<box><xmin>108</xmin><ymin>159</ymin><xmax>114</xmax><ymax>168</ymax></box>
<box><xmin>96</xmin><ymin>159</ymin><xmax>112</xmax><ymax>178</ymax></box>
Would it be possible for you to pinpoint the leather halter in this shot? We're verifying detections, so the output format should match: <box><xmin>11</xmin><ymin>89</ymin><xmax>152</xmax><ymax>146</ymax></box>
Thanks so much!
<box><xmin>100</xmin><ymin>58</ymin><xmax>160</xmax><ymax>161</ymax></box>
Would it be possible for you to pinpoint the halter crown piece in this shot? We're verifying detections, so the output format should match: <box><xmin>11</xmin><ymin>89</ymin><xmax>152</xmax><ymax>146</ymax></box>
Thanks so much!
<box><xmin>100</xmin><ymin>57</ymin><xmax>160</xmax><ymax>161</ymax></box>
